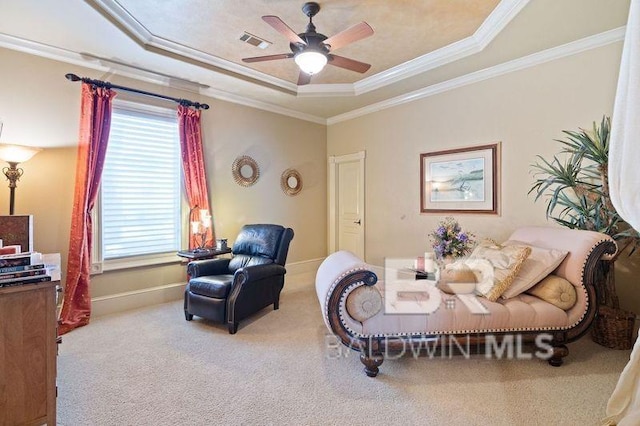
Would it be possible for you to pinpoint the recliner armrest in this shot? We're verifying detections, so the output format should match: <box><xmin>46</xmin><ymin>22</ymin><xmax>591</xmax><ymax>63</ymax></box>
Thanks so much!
<box><xmin>187</xmin><ymin>258</ymin><xmax>231</xmax><ymax>277</ymax></box>
<box><xmin>235</xmin><ymin>264</ymin><xmax>286</xmax><ymax>283</ymax></box>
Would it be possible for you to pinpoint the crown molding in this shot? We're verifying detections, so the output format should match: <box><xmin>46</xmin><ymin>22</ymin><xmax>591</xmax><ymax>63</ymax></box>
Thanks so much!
<box><xmin>352</xmin><ymin>0</ymin><xmax>530</xmax><ymax>95</ymax></box>
<box><xmin>327</xmin><ymin>26</ymin><xmax>626</xmax><ymax>125</ymax></box>
<box><xmin>296</xmin><ymin>83</ymin><xmax>355</xmax><ymax>97</ymax></box>
<box><xmin>201</xmin><ymin>86</ymin><xmax>327</xmax><ymax>124</ymax></box>
<box><xmin>473</xmin><ymin>0</ymin><xmax>530</xmax><ymax>47</ymax></box>
<box><xmin>0</xmin><ymin>32</ymin><xmax>327</xmax><ymax>125</ymax></box>
<box><xmin>0</xmin><ymin>33</ymin><xmax>99</xmax><ymax>70</ymax></box>
<box><xmin>0</xmin><ymin>24</ymin><xmax>625</xmax><ymax>128</ymax></box>
<box><xmin>89</xmin><ymin>0</ymin><xmax>298</xmax><ymax>93</ymax></box>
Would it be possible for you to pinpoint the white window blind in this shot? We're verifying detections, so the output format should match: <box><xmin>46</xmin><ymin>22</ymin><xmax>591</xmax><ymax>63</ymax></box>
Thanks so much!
<box><xmin>101</xmin><ymin>101</ymin><xmax>181</xmax><ymax>260</ymax></box>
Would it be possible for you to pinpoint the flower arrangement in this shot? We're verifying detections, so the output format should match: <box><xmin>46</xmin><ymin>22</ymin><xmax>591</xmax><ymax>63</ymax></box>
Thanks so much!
<box><xmin>429</xmin><ymin>217</ymin><xmax>476</xmax><ymax>260</ymax></box>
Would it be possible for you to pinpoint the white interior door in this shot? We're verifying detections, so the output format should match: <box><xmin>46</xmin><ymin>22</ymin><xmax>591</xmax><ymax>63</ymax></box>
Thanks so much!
<box><xmin>328</xmin><ymin>152</ymin><xmax>365</xmax><ymax>258</ymax></box>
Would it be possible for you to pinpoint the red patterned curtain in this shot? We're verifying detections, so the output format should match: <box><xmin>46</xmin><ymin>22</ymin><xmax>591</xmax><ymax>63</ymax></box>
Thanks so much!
<box><xmin>58</xmin><ymin>83</ymin><xmax>115</xmax><ymax>335</ymax></box>
<box><xmin>178</xmin><ymin>105</ymin><xmax>214</xmax><ymax>249</ymax></box>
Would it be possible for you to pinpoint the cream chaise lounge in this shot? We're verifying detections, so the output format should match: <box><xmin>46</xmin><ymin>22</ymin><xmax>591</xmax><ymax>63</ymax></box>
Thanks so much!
<box><xmin>316</xmin><ymin>226</ymin><xmax>616</xmax><ymax>377</ymax></box>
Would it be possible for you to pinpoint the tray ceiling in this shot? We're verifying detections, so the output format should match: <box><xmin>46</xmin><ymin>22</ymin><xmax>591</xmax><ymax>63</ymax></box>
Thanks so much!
<box><xmin>102</xmin><ymin>0</ymin><xmax>501</xmax><ymax>85</ymax></box>
<box><xmin>0</xmin><ymin>0</ymin><xmax>631</xmax><ymax>122</ymax></box>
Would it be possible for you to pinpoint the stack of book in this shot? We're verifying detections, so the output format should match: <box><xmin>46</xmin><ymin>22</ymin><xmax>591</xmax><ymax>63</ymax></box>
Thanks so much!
<box><xmin>0</xmin><ymin>252</ymin><xmax>54</xmax><ymax>287</ymax></box>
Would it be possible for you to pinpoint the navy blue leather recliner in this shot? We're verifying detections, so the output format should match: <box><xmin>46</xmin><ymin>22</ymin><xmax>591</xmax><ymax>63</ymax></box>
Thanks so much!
<box><xmin>184</xmin><ymin>224</ymin><xmax>294</xmax><ymax>334</ymax></box>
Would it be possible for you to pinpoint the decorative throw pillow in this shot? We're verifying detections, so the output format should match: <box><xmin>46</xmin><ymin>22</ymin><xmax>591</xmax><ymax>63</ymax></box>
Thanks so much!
<box><xmin>526</xmin><ymin>274</ymin><xmax>577</xmax><ymax>310</ymax></box>
<box><xmin>346</xmin><ymin>285</ymin><xmax>383</xmax><ymax>322</ymax></box>
<box><xmin>469</xmin><ymin>241</ymin><xmax>532</xmax><ymax>301</ymax></box>
<box><xmin>499</xmin><ymin>240</ymin><xmax>569</xmax><ymax>299</ymax></box>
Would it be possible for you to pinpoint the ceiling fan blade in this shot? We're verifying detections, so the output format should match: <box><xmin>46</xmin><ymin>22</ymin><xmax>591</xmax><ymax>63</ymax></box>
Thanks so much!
<box><xmin>242</xmin><ymin>53</ymin><xmax>293</xmax><ymax>63</ymax></box>
<box><xmin>327</xmin><ymin>54</ymin><xmax>371</xmax><ymax>73</ymax></box>
<box><xmin>323</xmin><ymin>22</ymin><xmax>373</xmax><ymax>51</ymax></box>
<box><xmin>297</xmin><ymin>72</ymin><xmax>312</xmax><ymax>86</ymax></box>
<box><xmin>262</xmin><ymin>16</ymin><xmax>307</xmax><ymax>45</ymax></box>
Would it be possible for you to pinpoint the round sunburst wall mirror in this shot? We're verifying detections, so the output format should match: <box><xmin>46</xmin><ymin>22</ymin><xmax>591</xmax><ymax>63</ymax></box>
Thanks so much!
<box><xmin>232</xmin><ymin>155</ymin><xmax>260</xmax><ymax>187</ymax></box>
<box><xmin>281</xmin><ymin>168</ymin><xmax>303</xmax><ymax>196</ymax></box>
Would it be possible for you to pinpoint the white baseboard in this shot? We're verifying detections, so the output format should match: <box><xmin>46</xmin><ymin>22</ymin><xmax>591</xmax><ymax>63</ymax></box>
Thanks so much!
<box><xmin>91</xmin><ymin>257</ymin><xmax>326</xmax><ymax>317</ymax></box>
<box><xmin>91</xmin><ymin>282</ymin><xmax>186</xmax><ymax>317</ymax></box>
<box><xmin>285</xmin><ymin>257</ymin><xmax>324</xmax><ymax>287</ymax></box>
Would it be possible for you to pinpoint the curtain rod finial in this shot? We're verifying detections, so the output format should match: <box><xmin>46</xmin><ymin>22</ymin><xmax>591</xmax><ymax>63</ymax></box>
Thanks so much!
<box><xmin>65</xmin><ymin>73</ymin><xmax>81</xmax><ymax>82</ymax></box>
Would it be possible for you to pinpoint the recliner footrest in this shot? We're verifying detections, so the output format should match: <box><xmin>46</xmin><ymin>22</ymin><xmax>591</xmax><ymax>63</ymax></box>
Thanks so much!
<box><xmin>188</xmin><ymin>275</ymin><xmax>234</xmax><ymax>298</ymax></box>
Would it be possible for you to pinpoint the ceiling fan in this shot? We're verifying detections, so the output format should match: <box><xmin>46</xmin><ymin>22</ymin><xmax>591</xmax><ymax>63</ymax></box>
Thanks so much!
<box><xmin>242</xmin><ymin>2</ymin><xmax>374</xmax><ymax>85</ymax></box>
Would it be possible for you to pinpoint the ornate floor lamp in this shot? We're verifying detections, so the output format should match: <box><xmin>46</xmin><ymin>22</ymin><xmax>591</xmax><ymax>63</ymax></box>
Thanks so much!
<box><xmin>0</xmin><ymin>144</ymin><xmax>41</xmax><ymax>215</ymax></box>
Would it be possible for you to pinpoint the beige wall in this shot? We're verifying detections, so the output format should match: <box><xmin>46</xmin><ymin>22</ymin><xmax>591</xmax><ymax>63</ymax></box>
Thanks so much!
<box><xmin>0</xmin><ymin>47</ymin><xmax>326</xmax><ymax>300</ymax></box>
<box><xmin>327</xmin><ymin>42</ymin><xmax>640</xmax><ymax>314</ymax></box>
<box><xmin>204</xmin><ymin>100</ymin><xmax>327</xmax><ymax>262</ymax></box>
<box><xmin>1</xmin><ymin>38</ymin><xmax>637</xmax><ymax>313</ymax></box>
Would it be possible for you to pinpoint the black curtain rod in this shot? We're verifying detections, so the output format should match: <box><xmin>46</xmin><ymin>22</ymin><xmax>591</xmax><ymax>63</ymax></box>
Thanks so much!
<box><xmin>65</xmin><ymin>73</ymin><xmax>209</xmax><ymax>110</ymax></box>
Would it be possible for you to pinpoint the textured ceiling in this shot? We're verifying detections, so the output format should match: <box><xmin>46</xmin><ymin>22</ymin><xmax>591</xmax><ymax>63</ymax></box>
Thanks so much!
<box><xmin>111</xmin><ymin>0</ymin><xmax>501</xmax><ymax>85</ymax></box>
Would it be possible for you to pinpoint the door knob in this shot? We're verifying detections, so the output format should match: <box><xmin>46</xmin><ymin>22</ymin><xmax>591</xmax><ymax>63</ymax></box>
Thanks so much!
<box><xmin>354</xmin><ymin>219</ymin><xmax>361</xmax><ymax>225</ymax></box>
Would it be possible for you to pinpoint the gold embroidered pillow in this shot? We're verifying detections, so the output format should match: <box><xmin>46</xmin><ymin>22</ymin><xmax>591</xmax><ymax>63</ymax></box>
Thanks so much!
<box><xmin>526</xmin><ymin>274</ymin><xmax>577</xmax><ymax>310</ymax></box>
<box><xmin>470</xmin><ymin>241</ymin><xmax>532</xmax><ymax>301</ymax></box>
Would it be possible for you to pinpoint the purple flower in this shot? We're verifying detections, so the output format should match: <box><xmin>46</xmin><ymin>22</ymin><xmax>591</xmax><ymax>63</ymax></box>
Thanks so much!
<box><xmin>429</xmin><ymin>217</ymin><xmax>476</xmax><ymax>260</ymax></box>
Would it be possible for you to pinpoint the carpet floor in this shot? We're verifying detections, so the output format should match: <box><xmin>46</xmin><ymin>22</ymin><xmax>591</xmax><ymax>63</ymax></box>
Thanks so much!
<box><xmin>57</xmin><ymin>275</ymin><xmax>631</xmax><ymax>425</ymax></box>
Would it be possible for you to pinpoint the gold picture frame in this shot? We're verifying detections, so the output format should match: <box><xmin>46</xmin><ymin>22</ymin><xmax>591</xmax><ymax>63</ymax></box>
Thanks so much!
<box><xmin>420</xmin><ymin>143</ymin><xmax>500</xmax><ymax>214</ymax></box>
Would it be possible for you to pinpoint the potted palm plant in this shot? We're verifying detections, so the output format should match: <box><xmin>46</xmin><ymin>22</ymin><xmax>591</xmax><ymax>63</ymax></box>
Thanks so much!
<box><xmin>529</xmin><ymin>116</ymin><xmax>640</xmax><ymax>349</ymax></box>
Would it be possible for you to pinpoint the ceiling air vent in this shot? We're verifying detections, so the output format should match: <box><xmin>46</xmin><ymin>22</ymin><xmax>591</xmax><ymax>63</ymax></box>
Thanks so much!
<box><xmin>240</xmin><ymin>32</ymin><xmax>271</xmax><ymax>49</ymax></box>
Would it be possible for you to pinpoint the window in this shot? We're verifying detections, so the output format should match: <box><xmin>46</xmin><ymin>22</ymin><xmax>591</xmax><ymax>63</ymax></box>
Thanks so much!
<box><xmin>94</xmin><ymin>100</ymin><xmax>184</xmax><ymax>271</ymax></box>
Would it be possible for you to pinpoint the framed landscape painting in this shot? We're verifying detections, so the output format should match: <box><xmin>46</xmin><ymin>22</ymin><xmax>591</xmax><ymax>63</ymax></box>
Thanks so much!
<box><xmin>420</xmin><ymin>143</ymin><xmax>500</xmax><ymax>214</ymax></box>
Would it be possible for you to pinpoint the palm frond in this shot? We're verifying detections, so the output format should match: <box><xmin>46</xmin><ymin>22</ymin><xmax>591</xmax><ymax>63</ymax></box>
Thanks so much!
<box><xmin>529</xmin><ymin>116</ymin><xmax>639</xmax><ymax>249</ymax></box>
<box><xmin>529</xmin><ymin>155</ymin><xmax>581</xmax><ymax>202</ymax></box>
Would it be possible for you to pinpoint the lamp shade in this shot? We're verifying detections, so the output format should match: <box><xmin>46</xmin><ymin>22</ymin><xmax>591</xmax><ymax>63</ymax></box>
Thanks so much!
<box><xmin>0</xmin><ymin>144</ymin><xmax>41</xmax><ymax>164</ymax></box>
<box><xmin>294</xmin><ymin>51</ymin><xmax>327</xmax><ymax>75</ymax></box>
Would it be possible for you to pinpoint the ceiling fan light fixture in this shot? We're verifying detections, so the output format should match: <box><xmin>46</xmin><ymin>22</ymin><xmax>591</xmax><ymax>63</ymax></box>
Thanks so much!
<box><xmin>294</xmin><ymin>51</ymin><xmax>327</xmax><ymax>75</ymax></box>
<box><xmin>244</xmin><ymin>5</ymin><xmax>373</xmax><ymax>85</ymax></box>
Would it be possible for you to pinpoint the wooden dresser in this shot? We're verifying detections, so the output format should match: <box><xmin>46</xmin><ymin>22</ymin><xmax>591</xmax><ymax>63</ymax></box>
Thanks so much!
<box><xmin>0</xmin><ymin>281</ymin><xmax>57</xmax><ymax>426</ymax></box>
